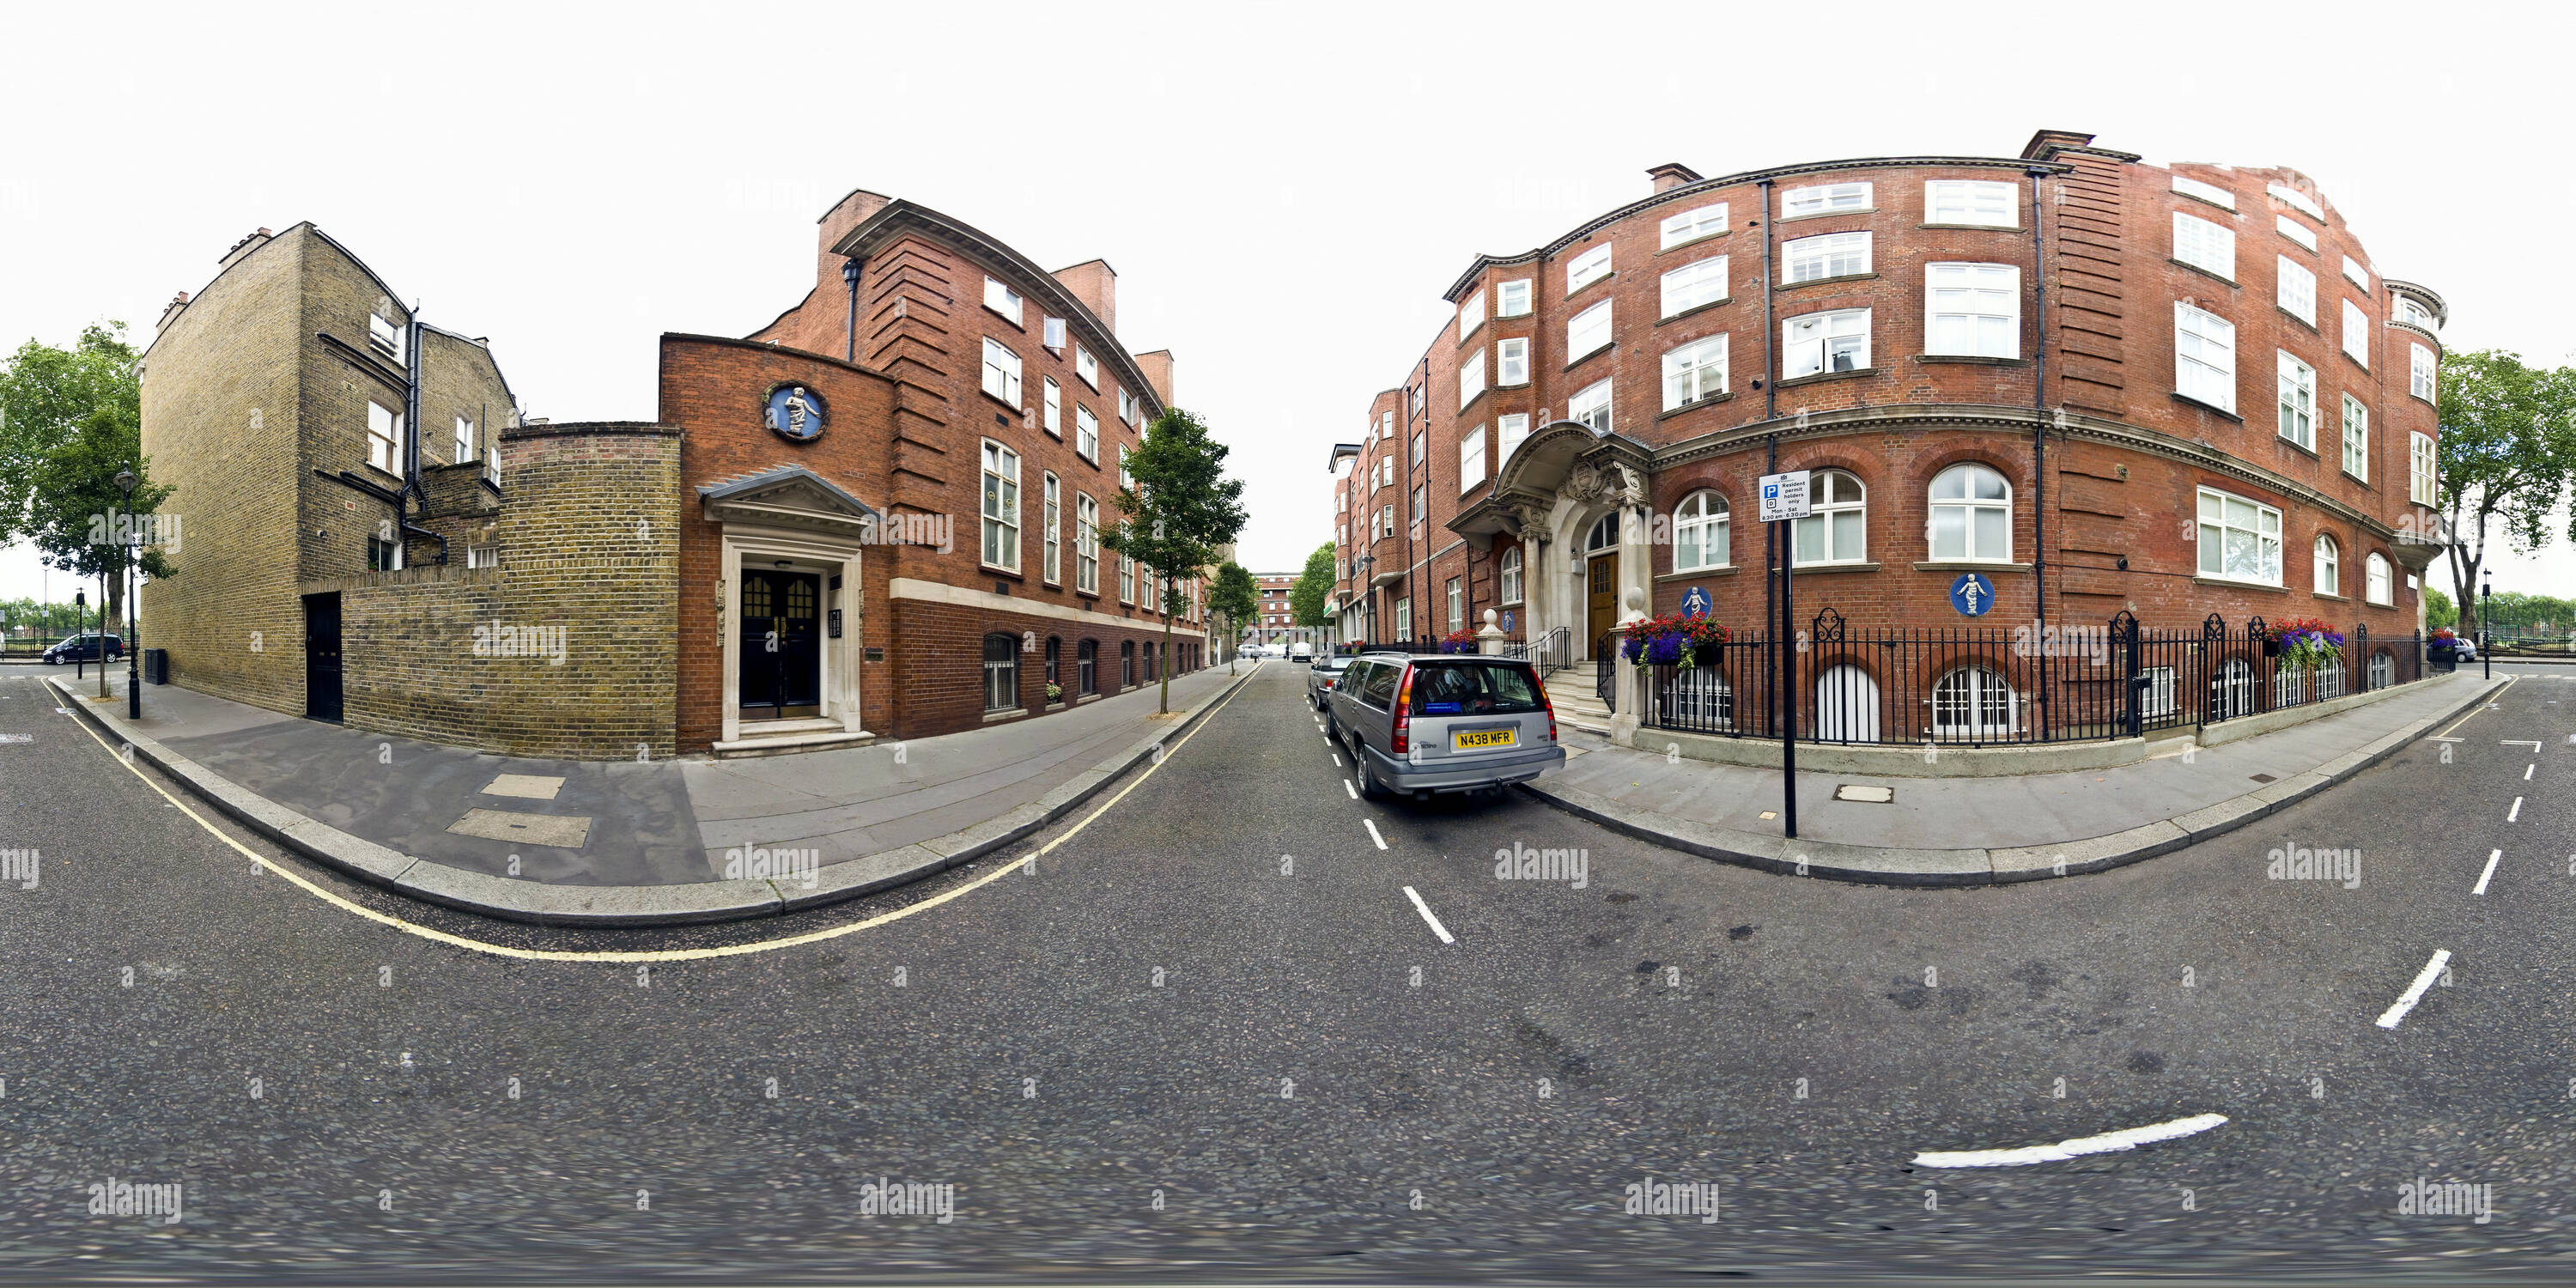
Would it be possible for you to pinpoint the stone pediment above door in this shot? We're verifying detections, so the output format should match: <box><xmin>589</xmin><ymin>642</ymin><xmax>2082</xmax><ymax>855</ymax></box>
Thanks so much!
<box><xmin>697</xmin><ymin>465</ymin><xmax>880</xmax><ymax>535</ymax></box>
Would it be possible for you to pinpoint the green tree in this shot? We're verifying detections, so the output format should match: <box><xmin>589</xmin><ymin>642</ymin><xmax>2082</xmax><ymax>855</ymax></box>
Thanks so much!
<box><xmin>1287</xmin><ymin>542</ymin><xmax>1334</xmax><ymax>630</ymax></box>
<box><xmin>1100</xmin><ymin>407</ymin><xmax>1248</xmax><ymax>713</ymax></box>
<box><xmin>2422</xmin><ymin>586</ymin><xmax>2458</xmax><ymax>631</ymax></box>
<box><xmin>0</xmin><ymin>322</ymin><xmax>175</xmax><ymax>637</ymax></box>
<box><xmin>2433</xmin><ymin>349</ymin><xmax>2576</xmax><ymax>638</ymax></box>
<box><xmin>1207</xmin><ymin>562</ymin><xmax>1259</xmax><ymax>672</ymax></box>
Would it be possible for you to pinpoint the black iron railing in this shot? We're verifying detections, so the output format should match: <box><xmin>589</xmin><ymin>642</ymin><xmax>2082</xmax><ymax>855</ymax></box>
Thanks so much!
<box><xmin>1625</xmin><ymin>608</ymin><xmax>2427</xmax><ymax>746</ymax></box>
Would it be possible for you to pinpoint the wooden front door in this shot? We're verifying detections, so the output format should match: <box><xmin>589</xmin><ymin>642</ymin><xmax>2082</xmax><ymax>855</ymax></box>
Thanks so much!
<box><xmin>1586</xmin><ymin>554</ymin><xmax>1617</xmax><ymax>653</ymax></box>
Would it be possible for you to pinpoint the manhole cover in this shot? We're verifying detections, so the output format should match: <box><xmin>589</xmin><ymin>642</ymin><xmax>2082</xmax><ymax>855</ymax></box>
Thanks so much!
<box><xmin>1834</xmin><ymin>784</ymin><xmax>1895</xmax><ymax>804</ymax></box>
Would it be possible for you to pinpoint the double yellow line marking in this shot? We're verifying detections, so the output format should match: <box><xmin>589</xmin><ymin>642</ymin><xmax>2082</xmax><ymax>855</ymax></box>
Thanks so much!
<box><xmin>59</xmin><ymin>671</ymin><xmax>1255</xmax><ymax>963</ymax></box>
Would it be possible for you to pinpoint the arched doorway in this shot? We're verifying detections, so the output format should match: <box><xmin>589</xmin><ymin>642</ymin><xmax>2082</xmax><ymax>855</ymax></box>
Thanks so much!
<box><xmin>1583</xmin><ymin>513</ymin><xmax>1619</xmax><ymax>651</ymax></box>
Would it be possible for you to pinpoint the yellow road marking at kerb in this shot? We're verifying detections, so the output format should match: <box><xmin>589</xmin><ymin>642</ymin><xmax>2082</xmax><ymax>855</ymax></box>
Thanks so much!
<box><xmin>58</xmin><ymin>673</ymin><xmax>1256</xmax><ymax>963</ymax></box>
<box><xmin>2430</xmin><ymin>676</ymin><xmax>2518</xmax><ymax>740</ymax></box>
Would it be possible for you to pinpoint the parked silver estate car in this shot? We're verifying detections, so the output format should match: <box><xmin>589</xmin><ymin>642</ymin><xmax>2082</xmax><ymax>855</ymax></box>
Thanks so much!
<box><xmin>1324</xmin><ymin>653</ymin><xmax>1564</xmax><ymax>799</ymax></box>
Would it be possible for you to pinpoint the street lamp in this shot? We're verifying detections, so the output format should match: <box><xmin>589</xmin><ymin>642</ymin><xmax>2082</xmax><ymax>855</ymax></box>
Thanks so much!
<box><xmin>116</xmin><ymin>467</ymin><xmax>139</xmax><ymax>718</ymax></box>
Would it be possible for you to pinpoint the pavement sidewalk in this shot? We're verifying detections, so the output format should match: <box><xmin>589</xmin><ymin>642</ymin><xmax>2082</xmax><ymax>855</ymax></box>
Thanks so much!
<box><xmin>49</xmin><ymin>661</ymin><xmax>1256</xmax><ymax>926</ymax></box>
<box><xmin>1526</xmin><ymin>669</ymin><xmax>2508</xmax><ymax>886</ymax></box>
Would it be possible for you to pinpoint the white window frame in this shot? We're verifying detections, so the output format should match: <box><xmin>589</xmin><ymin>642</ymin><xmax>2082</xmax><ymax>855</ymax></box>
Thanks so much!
<box><xmin>1459</xmin><ymin>427</ymin><xmax>1486</xmax><ymax>491</ymax></box>
<box><xmin>2276</xmin><ymin>351</ymin><xmax>2315</xmax><ymax>449</ymax></box>
<box><xmin>1927</xmin><ymin>463</ymin><xmax>2013</xmax><ymax>562</ymax></box>
<box><xmin>981</xmin><ymin>337</ymin><xmax>1023</xmax><ymax>405</ymax></box>
<box><xmin>2275</xmin><ymin>215</ymin><xmax>2318</xmax><ymax>252</ymax></box>
<box><xmin>1783</xmin><ymin>231</ymin><xmax>1870</xmax><ymax>283</ymax></box>
<box><xmin>2366</xmin><ymin>552</ymin><xmax>2392</xmax><ymax>606</ymax></box>
<box><xmin>2342</xmin><ymin>256</ymin><xmax>2371</xmax><ymax>292</ymax></box>
<box><xmin>1662</xmin><ymin>334</ymin><xmax>1728</xmax><ymax>410</ymax></box>
<box><xmin>2173</xmin><ymin>212</ymin><xmax>2235</xmax><ymax>280</ymax></box>
<box><xmin>1042</xmin><ymin>472</ymin><xmax>1061</xmax><ymax>585</ymax></box>
<box><xmin>2312</xmin><ymin>534</ymin><xmax>2339</xmax><ymax>596</ymax></box>
<box><xmin>2269</xmin><ymin>182</ymin><xmax>2324</xmax><ymax>220</ymax></box>
<box><xmin>1497</xmin><ymin>278</ymin><xmax>1532</xmax><ymax>317</ymax></box>
<box><xmin>1565</xmin><ymin>244</ymin><xmax>1613</xmax><ymax>294</ymax></box>
<box><xmin>2342</xmin><ymin>299</ymin><xmax>2369</xmax><ymax>368</ymax></box>
<box><xmin>1780</xmin><ymin>181</ymin><xmax>1871</xmax><ymax>218</ymax></box>
<box><xmin>1042</xmin><ymin>377</ymin><xmax>1061</xmax><ymax>436</ymax></box>
<box><xmin>1567</xmin><ymin>299</ymin><xmax>1613</xmax><ymax>361</ymax></box>
<box><xmin>1660</xmin><ymin>203</ymin><xmax>1728</xmax><ymax>247</ymax></box>
<box><xmin>367</xmin><ymin>400</ymin><xmax>402</xmax><ymax>474</ymax></box>
<box><xmin>1497</xmin><ymin>413</ymin><xmax>1531</xmax><ymax>463</ymax></box>
<box><xmin>1672</xmin><ymin>489</ymin><xmax>1729</xmax><ymax>572</ymax></box>
<box><xmin>1924</xmin><ymin>262</ymin><xmax>2019</xmax><ymax>358</ymax></box>
<box><xmin>2410</xmin><ymin>431</ymin><xmax>2438</xmax><ymax>507</ymax></box>
<box><xmin>1924</xmin><ymin>179</ymin><xmax>2017</xmax><ymax>228</ymax></box>
<box><xmin>2173</xmin><ymin>302</ymin><xmax>2237</xmax><ymax>413</ymax></box>
<box><xmin>982</xmin><ymin>276</ymin><xmax>1024</xmax><ymax>325</ymax></box>
<box><xmin>981</xmin><ymin>439</ymin><xmax>1021</xmax><ymax>572</ymax></box>
<box><xmin>1076</xmin><ymin>404</ymin><xmax>1099</xmax><ymax>461</ymax></box>
<box><xmin>1790</xmin><ymin>469</ymin><xmax>1866</xmax><ymax>566</ymax></box>
<box><xmin>1659</xmin><ymin>255</ymin><xmax>1728</xmax><ymax>317</ymax></box>
<box><xmin>2276</xmin><ymin>255</ymin><xmax>2316</xmax><ymax>326</ymax></box>
<box><xmin>2171</xmin><ymin>174</ymin><xmax>2237</xmax><ymax>210</ymax></box>
<box><xmin>1075</xmin><ymin>494</ymin><xmax>1098</xmax><ymax>593</ymax></box>
<box><xmin>2341</xmin><ymin>395</ymin><xmax>2368</xmax><ymax>482</ymax></box>
<box><xmin>1499</xmin><ymin>545</ymin><xmax>1523</xmax><ymax>605</ymax></box>
<box><xmin>1458</xmin><ymin>346</ymin><xmax>1485</xmax><ymax>408</ymax></box>
<box><xmin>2196</xmin><ymin>486</ymin><xmax>2282</xmax><ymax>586</ymax></box>
<box><xmin>1783</xmin><ymin>307</ymin><xmax>1870</xmax><ymax>380</ymax></box>
<box><xmin>1497</xmin><ymin>337</ymin><xmax>1528</xmax><ymax>386</ymax></box>
<box><xmin>1075</xmin><ymin>343</ymin><xmax>1099</xmax><ymax>390</ymax></box>
<box><xmin>1568</xmin><ymin>378</ymin><xmax>1613</xmax><ymax>434</ymax></box>
<box><xmin>1457</xmin><ymin>288</ymin><xmax>1485</xmax><ymax>339</ymax></box>
<box><xmin>2410</xmin><ymin>343</ymin><xmax>2437</xmax><ymax>402</ymax></box>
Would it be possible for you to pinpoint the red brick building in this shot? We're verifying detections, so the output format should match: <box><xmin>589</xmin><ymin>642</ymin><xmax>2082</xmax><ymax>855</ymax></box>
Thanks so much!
<box><xmin>668</xmin><ymin>188</ymin><xmax>1207</xmax><ymax>753</ymax></box>
<box><xmin>1334</xmin><ymin>130</ymin><xmax>2445</xmax><ymax>683</ymax></box>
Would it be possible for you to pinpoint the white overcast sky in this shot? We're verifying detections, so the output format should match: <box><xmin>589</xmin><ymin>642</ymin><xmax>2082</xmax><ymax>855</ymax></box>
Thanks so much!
<box><xmin>3</xmin><ymin>1</ymin><xmax>2570</xmax><ymax>609</ymax></box>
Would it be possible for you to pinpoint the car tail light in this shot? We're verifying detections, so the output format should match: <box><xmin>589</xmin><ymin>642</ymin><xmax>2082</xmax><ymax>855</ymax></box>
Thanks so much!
<box><xmin>1392</xmin><ymin>664</ymin><xmax>1415</xmax><ymax>755</ymax></box>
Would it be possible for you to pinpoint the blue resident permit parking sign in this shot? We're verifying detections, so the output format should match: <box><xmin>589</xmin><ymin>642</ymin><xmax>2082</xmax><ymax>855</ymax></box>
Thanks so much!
<box><xmin>1679</xmin><ymin>586</ymin><xmax>1710</xmax><ymax>617</ymax></box>
<box><xmin>1949</xmin><ymin>572</ymin><xmax>1994</xmax><ymax>617</ymax></box>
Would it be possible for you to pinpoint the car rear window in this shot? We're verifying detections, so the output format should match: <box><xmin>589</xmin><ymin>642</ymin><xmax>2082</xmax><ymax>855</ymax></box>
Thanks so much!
<box><xmin>1406</xmin><ymin>662</ymin><xmax>1543</xmax><ymax>715</ymax></box>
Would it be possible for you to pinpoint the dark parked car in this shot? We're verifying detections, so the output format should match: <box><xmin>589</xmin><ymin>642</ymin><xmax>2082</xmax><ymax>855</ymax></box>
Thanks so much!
<box><xmin>42</xmin><ymin>633</ymin><xmax>124</xmax><ymax>665</ymax></box>
<box><xmin>1323</xmin><ymin>653</ymin><xmax>1564</xmax><ymax>799</ymax></box>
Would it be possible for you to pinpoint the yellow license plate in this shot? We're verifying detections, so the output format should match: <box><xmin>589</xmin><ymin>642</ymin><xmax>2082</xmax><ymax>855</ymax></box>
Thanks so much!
<box><xmin>1453</xmin><ymin>727</ymin><xmax>1516</xmax><ymax>750</ymax></box>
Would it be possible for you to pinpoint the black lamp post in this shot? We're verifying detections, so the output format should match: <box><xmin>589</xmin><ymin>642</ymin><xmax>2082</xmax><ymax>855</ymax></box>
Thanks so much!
<box><xmin>117</xmin><ymin>467</ymin><xmax>139</xmax><ymax>717</ymax></box>
<box><xmin>2480</xmin><ymin>569</ymin><xmax>2492</xmax><ymax>681</ymax></box>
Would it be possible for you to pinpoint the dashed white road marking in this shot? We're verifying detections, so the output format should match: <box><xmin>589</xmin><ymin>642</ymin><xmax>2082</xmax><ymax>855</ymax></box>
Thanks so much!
<box><xmin>1343</xmin><ymin>779</ymin><xmax>1358</xmax><ymax>799</ymax></box>
<box><xmin>1364</xmin><ymin>818</ymin><xmax>1388</xmax><ymax>849</ymax></box>
<box><xmin>1402</xmin><ymin>884</ymin><xmax>1455</xmax><ymax>945</ymax></box>
<box><xmin>2375</xmin><ymin>949</ymin><xmax>2452</xmax><ymax>1030</ymax></box>
<box><xmin>2473</xmin><ymin>849</ymin><xmax>2503</xmax><ymax>896</ymax></box>
<box><xmin>1912</xmin><ymin>1113</ymin><xmax>2228</xmax><ymax>1169</ymax></box>
<box><xmin>2506</xmin><ymin>796</ymin><xmax>2523</xmax><ymax>822</ymax></box>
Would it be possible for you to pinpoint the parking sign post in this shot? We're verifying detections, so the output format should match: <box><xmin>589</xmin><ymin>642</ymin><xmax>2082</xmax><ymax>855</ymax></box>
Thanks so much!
<box><xmin>1757</xmin><ymin>471</ymin><xmax>1812</xmax><ymax>839</ymax></box>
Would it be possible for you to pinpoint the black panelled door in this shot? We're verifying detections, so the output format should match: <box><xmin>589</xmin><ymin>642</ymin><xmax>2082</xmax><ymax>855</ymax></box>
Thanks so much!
<box><xmin>739</xmin><ymin>571</ymin><xmax>823</xmax><ymax>720</ymax></box>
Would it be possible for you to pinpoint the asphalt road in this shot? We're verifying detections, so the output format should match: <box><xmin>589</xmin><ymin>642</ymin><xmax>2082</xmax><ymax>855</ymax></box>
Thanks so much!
<box><xmin>0</xmin><ymin>658</ymin><xmax>2569</xmax><ymax>1282</ymax></box>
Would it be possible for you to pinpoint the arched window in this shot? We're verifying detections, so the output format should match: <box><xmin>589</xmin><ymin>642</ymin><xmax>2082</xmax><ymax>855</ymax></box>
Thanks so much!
<box><xmin>1044</xmin><ymin>635</ymin><xmax>1060</xmax><ymax>690</ymax></box>
<box><xmin>982</xmin><ymin>633</ymin><xmax>1019</xmax><ymax>711</ymax></box>
<box><xmin>1792</xmin><ymin>469</ymin><xmax>1866</xmax><ymax>565</ymax></box>
<box><xmin>1585</xmin><ymin>513</ymin><xmax>1619</xmax><ymax>554</ymax></box>
<box><xmin>1499</xmin><ymin>546</ymin><xmax>1524</xmax><ymax>605</ymax></box>
<box><xmin>1932</xmin><ymin>665</ymin><xmax>2017</xmax><ymax>737</ymax></box>
<box><xmin>2366</xmin><ymin>552</ymin><xmax>2392</xmax><ymax>605</ymax></box>
<box><xmin>1078</xmin><ymin>639</ymin><xmax>1098</xmax><ymax>695</ymax></box>
<box><xmin>1928</xmin><ymin>464</ymin><xmax>2010</xmax><ymax>562</ymax></box>
<box><xmin>1674</xmin><ymin>491</ymin><xmax>1729</xmax><ymax>571</ymax></box>
<box><xmin>2313</xmin><ymin>534</ymin><xmax>2339</xmax><ymax>596</ymax></box>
